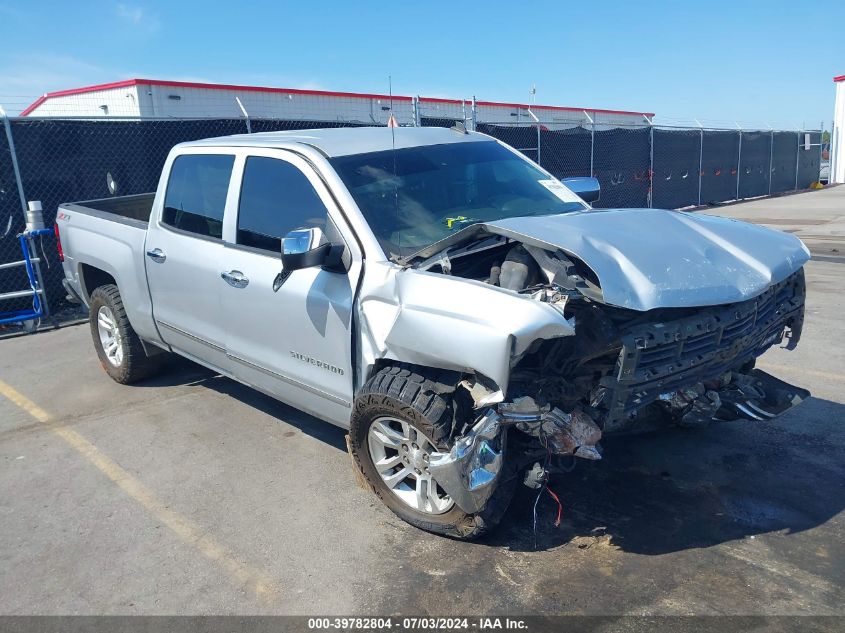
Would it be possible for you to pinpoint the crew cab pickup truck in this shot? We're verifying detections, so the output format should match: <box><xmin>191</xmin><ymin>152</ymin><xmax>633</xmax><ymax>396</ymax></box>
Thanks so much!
<box><xmin>57</xmin><ymin>127</ymin><xmax>811</xmax><ymax>538</ymax></box>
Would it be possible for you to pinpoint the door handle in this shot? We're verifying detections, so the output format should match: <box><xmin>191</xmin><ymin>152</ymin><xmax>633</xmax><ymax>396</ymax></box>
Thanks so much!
<box><xmin>146</xmin><ymin>248</ymin><xmax>166</xmax><ymax>263</ymax></box>
<box><xmin>221</xmin><ymin>270</ymin><xmax>249</xmax><ymax>289</ymax></box>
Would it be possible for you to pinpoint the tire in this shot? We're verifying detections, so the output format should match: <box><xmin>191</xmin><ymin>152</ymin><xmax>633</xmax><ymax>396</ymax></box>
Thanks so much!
<box><xmin>350</xmin><ymin>365</ymin><xmax>516</xmax><ymax>539</ymax></box>
<box><xmin>89</xmin><ymin>284</ymin><xmax>163</xmax><ymax>384</ymax></box>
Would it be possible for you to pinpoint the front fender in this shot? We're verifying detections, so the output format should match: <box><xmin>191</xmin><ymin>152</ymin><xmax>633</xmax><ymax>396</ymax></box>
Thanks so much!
<box><xmin>358</xmin><ymin>266</ymin><xmax>575</xmax><ymax>395</ymax></box>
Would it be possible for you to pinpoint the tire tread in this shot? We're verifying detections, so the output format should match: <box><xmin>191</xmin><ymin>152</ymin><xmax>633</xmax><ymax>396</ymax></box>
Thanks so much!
<box><xmin>89</xmin><ymin>284</ymin><xmax>162</xmax><ymax>384</ymax></box>
<box><xmin>349</xmin><ymin>363</ymin><xmax>515</xmax><ymax>540</ymax></box>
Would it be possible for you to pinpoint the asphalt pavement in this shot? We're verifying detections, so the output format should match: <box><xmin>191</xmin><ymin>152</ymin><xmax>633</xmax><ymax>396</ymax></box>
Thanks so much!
<box><xmin>1</xmin><ymin>187</ymin><xmax>843</xmax><ymax>616</ymax></box>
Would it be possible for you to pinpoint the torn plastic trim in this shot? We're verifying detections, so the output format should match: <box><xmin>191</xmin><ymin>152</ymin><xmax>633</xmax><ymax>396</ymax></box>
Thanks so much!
<box><xmin>459</xmin><ymin>377</ymin><xmax>506</xmax><ymax>409</ymax></box>
<box><xmin>714</xmin><ymin>368</ymin><xmax>809</xmax><ymax>422</ymax></box>
<box><xmin>649</xmin><ymin>367</ymin><xmax>809</xmax><ymax>430</ymax></box>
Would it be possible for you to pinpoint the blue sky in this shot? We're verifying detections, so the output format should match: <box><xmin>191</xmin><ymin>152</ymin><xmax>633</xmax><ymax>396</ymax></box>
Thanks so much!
<box><xmin>0</xmin><ymin>0</ymin><xmax>841</xmax><ymax>128</ymax></box>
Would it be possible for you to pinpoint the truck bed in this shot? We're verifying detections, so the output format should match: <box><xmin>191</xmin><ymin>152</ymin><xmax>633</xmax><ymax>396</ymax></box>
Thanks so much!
<box><xmin>58</xmin><ymin>192</ymin><xmax>161</xmax><ymax>344</ymax></box>
<box><xmin>61</xmin><ymin>193</ymin><xmax>155</xmax><ymax>227</ymax></box>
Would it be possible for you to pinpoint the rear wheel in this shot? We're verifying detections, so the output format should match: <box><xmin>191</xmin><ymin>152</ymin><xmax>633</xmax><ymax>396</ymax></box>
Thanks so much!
<box><xmin>89</xmin><ymin>284</ymin><xmax>163</xmax><ymax>384</ymax></box>
<box><xmin>350</xmin><ymin>365</ymin><xmax>516</xmax><ymax>539</ymax></box>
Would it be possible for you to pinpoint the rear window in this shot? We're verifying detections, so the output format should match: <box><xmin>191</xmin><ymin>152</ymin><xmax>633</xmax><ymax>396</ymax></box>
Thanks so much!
<box><xmin>162</xmin><ymin>154</ymin><xmax>235</xmax><ymax>238</ymax></box>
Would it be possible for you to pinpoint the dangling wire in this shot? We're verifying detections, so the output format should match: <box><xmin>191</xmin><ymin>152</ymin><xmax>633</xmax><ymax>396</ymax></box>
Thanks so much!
<box><xmin>546</xmin><ymin>485</ymin><xmax>563</xmax><ymax>527</ymax></box>
<box><xmin>532</xmin><ymin>434</ymin><xmax>553</xmax><ymax>549</ymax></box>
<box><xmin>532</xmin><ymin>431</ymin><xmax>568</xmax><ymax>547</ymax></box>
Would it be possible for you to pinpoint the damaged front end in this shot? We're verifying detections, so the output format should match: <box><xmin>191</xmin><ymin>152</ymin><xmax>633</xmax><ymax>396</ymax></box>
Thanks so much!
<box><xmin>422</xmin><ymin>260</ymin><xmax>809</xmax><ymax>515</ymax></box>
<box><xmin>429</xmin><ymin>397</ymin><xmax>603</xmax><ymax>513</ymax></box>
<box><xmin>369</xmin><ymin>208</ymin><xmax>812</xmax><ymax>516</ymax></box>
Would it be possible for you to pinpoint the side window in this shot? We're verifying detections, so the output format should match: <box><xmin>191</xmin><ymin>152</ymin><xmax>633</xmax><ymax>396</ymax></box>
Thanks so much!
<box><xmin>237</xmin><ymin>156</ymin><xmax>328</xmax><ymax>253</ymax></box>
<box><xmin>162</xmin><ymin>154</ymin><xmax>235</xmax><ymax>238</ymax></box>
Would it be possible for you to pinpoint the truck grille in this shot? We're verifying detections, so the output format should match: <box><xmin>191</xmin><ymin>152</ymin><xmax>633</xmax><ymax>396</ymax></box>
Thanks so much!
<box><xmin>599</xmin><ymin>269</ymin><xmax>806</xmax><ymax>430</ymax></box>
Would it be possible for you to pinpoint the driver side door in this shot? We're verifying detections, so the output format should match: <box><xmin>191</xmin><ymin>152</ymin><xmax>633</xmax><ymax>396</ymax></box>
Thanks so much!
<box><xmin>219</xmin><ymin>150</ymin><xmax>362</xmax><ymax>427</ymax></box>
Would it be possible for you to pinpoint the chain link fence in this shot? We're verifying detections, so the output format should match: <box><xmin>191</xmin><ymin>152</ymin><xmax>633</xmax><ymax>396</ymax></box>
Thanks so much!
<box><xmin>0</xmin><ymin>112</ymin><xmax>824</xmax><ymax>326</ymax></box>
<box><xmin>0</xmin><ymin>117</ymin><xmax>31</xmax><ymax>320</ymax></box>
<box><xmin>476</xmin><ymin>122</ymin><xmax>822</xmax><ymax>211</ymax></box>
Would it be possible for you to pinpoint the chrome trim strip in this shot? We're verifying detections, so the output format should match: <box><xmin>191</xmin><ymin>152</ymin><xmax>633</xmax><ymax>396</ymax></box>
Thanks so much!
<box><xmin>735</xmin><ymin>402</ymin><xmax>766</xmax><ymax>421</ymax></box>
<box><xmin>745</xmin><ymin>401</ymin><xmax>777</xmax><ymax>419</ymax></box>
<box><xmin>227</xmin><ymin>352</ymin><xmax>352</xmax><ymax>408</ymax></box>
<box><xmin>157</xmin><ymin>320</ymin><xmax>225</xmax><ymax>352</ymax></box>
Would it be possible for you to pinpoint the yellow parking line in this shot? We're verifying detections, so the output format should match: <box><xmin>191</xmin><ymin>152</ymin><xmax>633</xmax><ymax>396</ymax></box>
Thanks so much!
<box><xmin>757</xmin><ymin>362</ymin><xmax>845</xmax><ymax>384</ymax></box>
<box><xmin>0</xmin><ymin>378</ymin><xmax>280</xmax><ymax>602</ymax></box>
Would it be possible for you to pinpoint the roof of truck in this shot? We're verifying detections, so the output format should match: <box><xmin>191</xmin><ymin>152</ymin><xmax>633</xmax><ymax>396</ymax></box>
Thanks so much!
<box><xmin>180</xmin><ymin>126</ymin><xmax>489</xmax><ymax>157</ymax></box>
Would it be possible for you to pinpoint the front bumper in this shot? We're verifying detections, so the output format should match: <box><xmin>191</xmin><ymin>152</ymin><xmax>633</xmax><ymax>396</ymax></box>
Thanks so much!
<box><xmin>594</xmin><ymin>270</ymin><xmax>806</xmax><ymax>431</ymax></box>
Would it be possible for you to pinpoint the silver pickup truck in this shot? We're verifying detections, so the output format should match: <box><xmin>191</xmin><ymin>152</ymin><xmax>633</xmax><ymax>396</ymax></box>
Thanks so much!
<box><xmin>57</xmin><ymin>126</ymin><xmax>811</xmax><ymax>539</ymax></box>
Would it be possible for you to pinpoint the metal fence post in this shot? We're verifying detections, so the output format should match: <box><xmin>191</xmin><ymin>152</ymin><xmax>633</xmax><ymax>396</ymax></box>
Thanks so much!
<box><xmin>470</xmin><ymin>96</ymin><xmax>477</xmax><ymax>132</ymax></box>
<box><xmin>767</xmin><ymin>128</ymin><xmax>774</xmax><ymax>196</ymax></box>
<box><xmin>794</xmin><ymin>130</ymin><xmax>801</xmax><ymax>190</ymax></box>
<box><xmin>584</xmin><ymin>110</ymin><xmax>595</xmax><ymax>178</ymax></box>
<box><xmin>819</xmin><ymin>121</ymin><xmax>824</xmax><ymax>182</ymax></box>
<box><xmin>648</xmin><ymin>118</ymin><xmax>654</xmax><ymax>208</ymax></box>
<box><xmin>235</xmin><ymin>97</ymin><xmax>251</xmax><ymax>134</ymax></box>
<box><xmin>1</xmin><ymin>107</ymin><xmax>51</xmax><ymax>318</ymax></box>
<box><xmin>736</xmin><ymin>127</ymin><xmax>743</xmax><ymax>201</ymax></box>
<box><xmin>527</xmin><ymin>108</ymin><xmax>541</xmax><ymax>167</ymax></box>
<box><xmin>698</xmin><ymin>126</ymin><xmax>704</xmax><ymax>206</ymax></box>
<box><xmin>0</xmin><ymin>106</ymin><xmax>28</xmax><ymax>218</ymax></box>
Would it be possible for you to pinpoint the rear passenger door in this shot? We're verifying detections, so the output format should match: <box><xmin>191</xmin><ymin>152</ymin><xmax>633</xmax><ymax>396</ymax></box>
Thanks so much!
<box><xmin>219</xmin><ymin>150</ymin><xmax>362</xmax><ymax>426</ymax></box>
<box><xmin>145</xmin><ymin>150</ymin><xmax>237</xmax><ymax>373</ymax></box>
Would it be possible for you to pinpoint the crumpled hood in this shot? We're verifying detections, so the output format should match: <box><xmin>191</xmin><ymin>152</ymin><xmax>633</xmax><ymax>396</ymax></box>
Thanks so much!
<box><xmin>487</xmin><ymin>209</ymin><xmax>810</xmax><ymax>310</ymax></box>
<box><xmin>416</xmin><ymin>208</ymin><xmax>810</xmax><ymax>311</ymax></box>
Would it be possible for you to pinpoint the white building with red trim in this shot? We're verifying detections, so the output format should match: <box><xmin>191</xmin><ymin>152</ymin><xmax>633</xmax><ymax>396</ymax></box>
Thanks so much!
<box><xmin>832</xmin><ymin>73</ymin><xmax>845</xmax><ymax>184</ymax></box>
<box><xmin>19</xmin><ymin>78</ymin><xmax>653</xmax><ymax>128</ymax></box>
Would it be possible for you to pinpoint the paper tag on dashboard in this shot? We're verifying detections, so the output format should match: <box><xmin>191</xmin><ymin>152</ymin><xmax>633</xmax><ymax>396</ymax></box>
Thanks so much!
<box><xmin>538</xmin><ymin>179</ymin><xmax>582</xmax><ymax>203</ymax></box>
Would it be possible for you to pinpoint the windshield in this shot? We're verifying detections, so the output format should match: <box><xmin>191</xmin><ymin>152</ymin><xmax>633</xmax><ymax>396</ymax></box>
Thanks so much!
<box><xmin>329</xmin><ymin>140</ymin><xmax>588</xmax><ymax>257</ymax></box>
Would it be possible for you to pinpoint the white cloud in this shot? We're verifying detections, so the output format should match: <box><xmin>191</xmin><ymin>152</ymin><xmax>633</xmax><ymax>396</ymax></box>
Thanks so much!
<box><xmin>115</xmin><ymin>3</ymin><xmax>143</xmax><ymax>23</ymax></box>
<box><xmin>115</xmin><ymin>3</ymin><xmax>160</xmax><ymax>33</ymax></box>
<box><xmin>0</xmin><ymin>54</ymin><xmax>339</xmax><ymax>115</ymax></box>
<box><xmin>0</xmin><ymin>53</ymin><xmax>133</xmax><ymax>114</ymax></box>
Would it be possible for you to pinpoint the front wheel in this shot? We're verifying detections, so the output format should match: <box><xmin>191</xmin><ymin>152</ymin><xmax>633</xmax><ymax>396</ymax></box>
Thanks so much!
<box><xmin>349</xmin><ymin>365</ymin><xmax>516</xmax><ymax>539</ymax></box>
<box><xmin>89</xmin><ymin>284</ymin><xmax>163</xmax><ymax>384</ymax></box>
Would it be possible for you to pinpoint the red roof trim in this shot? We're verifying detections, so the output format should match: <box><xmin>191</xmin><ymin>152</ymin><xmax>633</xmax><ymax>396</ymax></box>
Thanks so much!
<box><xmin>19</xmin><ymin>77</ymin><xmax>654</xmax><ymax>118</ymax></box>
<box><xmin>20</xmin><ymin>79</ymin><xmax>142</xmax><ymax>115</ymax></box>
<box><xmin>834</xmin><ymin>74</ymin><xmax>845</xmax><ymax>82</ymax></box>
<box><xmin>475</xmin><ymin>99</ymin><xmax>654</xmax><ymax>118</ymax></box>
<box><xmin>137</xmin><ymin>79</ymin><xmax>413</xmax><ymax>102</ymax></box>
<box><xmin>419</xmin><ymin>95</ymin><xmax>652</xmax><ymax>117</ymax></box>
<box><xmin>19</xmin><ymin>95</ymin><xmax>47</xmax><ymax>116</ymax></box>
<box><xmin>418</xmin><ymin>96</ymin><xmax>467</xmax><ymax>105</ymax></box>
<box><xmin>43</xmin><ymin>79</ymin><xmax>139</xmax><ymax>98</ymax></box>
<box><xmin>19</xmin><ymin>78</ymin><xmax>412</xmax><ymax>114</ymax></box>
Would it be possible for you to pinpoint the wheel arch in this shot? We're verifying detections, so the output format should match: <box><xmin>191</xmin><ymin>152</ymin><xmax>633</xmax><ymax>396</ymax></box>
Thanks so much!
<box><xmin>78</xmin><ymin>262</ymin><xmax>117</xmax><ymax>302</ymax></box>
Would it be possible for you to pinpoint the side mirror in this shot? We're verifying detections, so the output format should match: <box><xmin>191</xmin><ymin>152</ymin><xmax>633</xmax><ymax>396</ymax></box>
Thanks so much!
<box><xmin>560</xmin><ymin>176</ymin><xmax>601</xmax><ymax>204</ymax></box>
<box><xmin>273</xmin><ymin>227</ymin><xmax>344</xmax><ymax>292</ymax></box>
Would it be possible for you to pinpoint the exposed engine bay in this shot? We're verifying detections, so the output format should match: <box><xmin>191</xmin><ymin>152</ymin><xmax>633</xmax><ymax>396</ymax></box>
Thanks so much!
<box><xmin>420</xmin><ymin>236</ymin><xmax>809</xmax><ymax>514</ymax></box>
